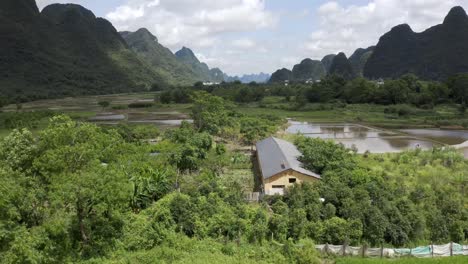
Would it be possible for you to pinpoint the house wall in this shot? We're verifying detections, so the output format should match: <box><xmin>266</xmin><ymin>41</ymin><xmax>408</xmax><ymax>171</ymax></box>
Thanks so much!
<box><xmin>263</xmin><ymin>170</ymin><xmax>319</xmax><ymax>195</ymax></box>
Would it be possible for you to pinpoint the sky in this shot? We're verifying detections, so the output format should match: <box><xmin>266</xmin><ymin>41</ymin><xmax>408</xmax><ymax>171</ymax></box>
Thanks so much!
<box><xmin>35</xmin><ymin>0</ymin><xmax>468</xmax><ymax>76</ymax></box>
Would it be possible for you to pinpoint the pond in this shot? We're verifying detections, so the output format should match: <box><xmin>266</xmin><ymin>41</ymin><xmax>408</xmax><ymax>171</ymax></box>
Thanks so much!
<box><xmin>286</xmin><ymin>121</ymin><xmax>441</xmax><ymax>154</ymax></box>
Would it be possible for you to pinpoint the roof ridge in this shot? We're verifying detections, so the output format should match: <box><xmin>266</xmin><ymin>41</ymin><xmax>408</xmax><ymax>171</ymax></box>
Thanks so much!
<box><xmin>271</xmin><ymin>137</ymin><xmax>292</xmax><ymax>170</ymax></box>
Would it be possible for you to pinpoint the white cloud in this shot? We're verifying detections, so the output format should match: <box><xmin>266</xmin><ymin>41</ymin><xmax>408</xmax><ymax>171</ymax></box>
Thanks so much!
<box><xmin>36</xmin><ymin>0</ymin><xmax>89</xmax><ymax>10</ymax></box>
<box><xmin>232</xmin><ymin>38</ymin><xmax>256</xmax><ymax>49</ymax></box>
<box><xmin>106</xmin><ymin>0</ymin><xmax>275</xmax><ymax>50</ymax></box>
<box><xmin>304</xmin><ymin>0</ymin><xmax>467</xmax><ymax>59</ymax></box>
<box><xmin>107</xmin><ymin>5</ymin><xmax>144</xmax><ymax>22</ymax></box>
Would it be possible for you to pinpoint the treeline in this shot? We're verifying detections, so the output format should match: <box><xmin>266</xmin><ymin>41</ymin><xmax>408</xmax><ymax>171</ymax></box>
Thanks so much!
<box><xmin>157</xmin><ymin>74</ymin><xmax>468</xmax><ymax>112</ymax></box>
<box><xmin>0</xmin><ymin>93</ymin><xmax>466</xmax><ymax>263</ymax></box>
<box><xmin>297</xmin><ymin>74</ymin><xmax>468</xmax><ymax>107</ymax></box>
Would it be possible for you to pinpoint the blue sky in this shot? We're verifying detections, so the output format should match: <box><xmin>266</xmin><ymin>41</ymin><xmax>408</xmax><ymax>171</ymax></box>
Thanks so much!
<box><xmin>36</xmin><ymin>0</ymin><xmax>468</xmax><ymax>76</ymax></box>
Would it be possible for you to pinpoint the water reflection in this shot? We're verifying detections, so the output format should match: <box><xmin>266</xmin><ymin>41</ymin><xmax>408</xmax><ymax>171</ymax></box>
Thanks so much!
<box><xmin>287</xmin><ymin>121</ymin><xmax>438</xmax><ymax>154</ymax></box>
<box><xmin>400</xmin><ymin>129</ymin><xmax>468</xmax><ymax>145</ymax></box>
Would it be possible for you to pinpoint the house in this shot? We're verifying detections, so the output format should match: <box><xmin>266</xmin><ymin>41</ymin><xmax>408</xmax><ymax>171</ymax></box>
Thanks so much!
<box><xmin>255</xmin><ymin>137</ymin><xmax>321</xmax><ymax>195</ymax></box>
<box><xmin>203</xmin><ymin>82</ymin><xmax>220</xmax><ymax>86</ymax></box>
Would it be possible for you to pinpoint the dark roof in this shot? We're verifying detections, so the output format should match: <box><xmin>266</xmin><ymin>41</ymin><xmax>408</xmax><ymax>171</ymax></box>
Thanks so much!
<box><xmin>256</xmin><ymin>137</ymin><xmax>321</xmax><ymax>180</ymax></box>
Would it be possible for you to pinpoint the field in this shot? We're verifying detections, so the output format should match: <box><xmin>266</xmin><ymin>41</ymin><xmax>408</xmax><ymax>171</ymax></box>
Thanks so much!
<box><xmin>1</xmin><ymin>93</ymin><xmax>467</xmax><ymax>141</ymax></box>
<box><xmin>0</xmin><ymin>92</ymin><xmax>191</xmax><ymax>138</ymax></box>
<box><xmin>238</xmin><ymin>96</ymin><xmax>467</xmax><ymax>129</ymax></box>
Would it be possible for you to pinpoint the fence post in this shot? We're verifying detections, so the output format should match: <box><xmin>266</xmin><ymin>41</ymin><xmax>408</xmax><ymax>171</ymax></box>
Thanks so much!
<box><xmin>380</xmin><ymin>244</ymin><xmax>384</xmax><ymax>258</ymax></box>
<box><xmin>450</xmin><ymin>242</ymin><xmax>453</xmax><ymax>257</ymax></box>
<box><xmin>431</xmin><ymin>242</ymin><xmax>434</xmax><ymax>258</ymax></box>
<box><xmin>361</xmin><ymin>244</ymin><xmax>367</xmax><ymax>258</ymax></box>
<box><xmin>342</xmin><ymin>241</ymin><xmax>346</xmax><ymax>256</ymax></box>
<box><xmin>325</xmin><ymin>243</ymin><xmax>329</xmax><ymax>255</ymax></box>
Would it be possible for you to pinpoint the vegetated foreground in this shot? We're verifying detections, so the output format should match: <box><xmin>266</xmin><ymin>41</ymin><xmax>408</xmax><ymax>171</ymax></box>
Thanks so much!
<box><xmin>0</xmin><ymin>92</ymin><xmax>466</xmax><ymax>263</ymax></box>
<box><xmin>336</xmin><ymin>256</ymin><xmax>467</xmax><ymax>264</ymax></box>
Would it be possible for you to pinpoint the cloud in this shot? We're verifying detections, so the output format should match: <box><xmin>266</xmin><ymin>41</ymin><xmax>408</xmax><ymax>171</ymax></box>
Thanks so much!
<box><xmin>304</xmin><ymin>0</ymin><xmax>467</xmax><ymax>59</ymax></box>
<box><xmin>232</xmin><ymin>38</ymin><xmax>256</xmax><ymax>49</ymax></box>
<box><xmin>106</xmin><ymin>0</ymin><xmax>275</xmax><ymax>50</ymax></box>
<box><xmin>36</xmin><ymin>0</ymin><xmax>89</xmax><ymax>10</ymax></box>
<box><xmin>107</xmin><ymin>5</ymin><xmax>144</xmax><ymax>21</ymax></box>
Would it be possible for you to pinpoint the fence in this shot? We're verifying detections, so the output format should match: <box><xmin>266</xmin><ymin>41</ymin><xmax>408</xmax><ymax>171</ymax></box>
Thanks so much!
<box><xmin>315</xmin><ymin>243</ymin><xmax>468</xmax><ymax>258</ymax></box>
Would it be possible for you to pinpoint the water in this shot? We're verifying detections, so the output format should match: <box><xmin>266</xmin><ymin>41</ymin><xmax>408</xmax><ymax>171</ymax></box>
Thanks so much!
<box><xmin>89</xmin><ymin>114</ymin><xmax>126</xmax><ymax>121</ymax></box>
<box><xmin>128</xmin><ymin>119</ymin><xmax>193</xmax><ymax>126</ymax></box>
<box><xmin>286</xmin><ymin>121</ymin><xmax>439</xmax><ymax>154</ymax></box>
<box><xmin>399</xmin><ymin>129</ymin><xmax>468</xmax><ymax>145</ymax></box>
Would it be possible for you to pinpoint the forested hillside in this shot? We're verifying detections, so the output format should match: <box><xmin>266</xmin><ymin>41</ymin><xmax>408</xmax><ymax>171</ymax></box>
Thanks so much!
<box><xmin>349</xmin><ymin>46</ymin><xmax>374</xmax><ymax>77</ymax></box>
<box><xmin>120</xmin><ymin>29</ymin><xmax>201</xmax><ymax>86</ymax></box>
<box><xmin>365</xmin><ymin>6</ymin><xmax>468</xmax><ymax>80</ymax></box>
<box><xmin>0</xmin><ymin>0</ymin><xmax>165</xmax><ymax>103</ymax></box>
<box><xmin>175</xmin><ymin>47</ymin><xmax>225</xmax><ymax>83</ymax></box>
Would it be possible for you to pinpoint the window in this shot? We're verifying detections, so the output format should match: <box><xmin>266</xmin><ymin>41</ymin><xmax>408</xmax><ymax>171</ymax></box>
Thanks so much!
<box><xmin>272</xmin><ymin>185</ymin><xmax>285</xmax><ymax>189</ymax></box>
<box><xmin>289</xmin><ymin>178</ymin><xmax>297</xmax><ymax>183</ymax></box>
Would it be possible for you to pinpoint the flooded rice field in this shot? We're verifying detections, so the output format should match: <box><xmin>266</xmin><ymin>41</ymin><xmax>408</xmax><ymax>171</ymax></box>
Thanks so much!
<box><xmin>286</xmin><ymin>121</ymin><xmax>468</xmax><ymax>154</ymax></box>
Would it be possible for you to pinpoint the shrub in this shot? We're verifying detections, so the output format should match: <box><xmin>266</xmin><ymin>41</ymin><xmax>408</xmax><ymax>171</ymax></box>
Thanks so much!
<box><xmin>128</xmin><ymin>101</ymin><xmax>155</xmax><ymax>108</ymax></box>
<box><xmin>112</xmin><ymin>105</ymin><xmax>128</xmax><ymax>110</ymax></box>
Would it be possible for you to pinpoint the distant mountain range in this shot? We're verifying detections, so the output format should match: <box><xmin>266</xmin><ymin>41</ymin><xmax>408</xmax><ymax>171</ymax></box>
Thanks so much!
<box><xmin>2</xmin><ymin>1</ymin><xmax>468</xmax><ymax>101</ymax></box>
<box><xmin>224</xmin><ymin>73</ymin><xmax>271</xmax><ymax>83</ymax></box>
<box><xmin>269</xmin><ymin>49</ymin><xmax>372</xmax><ymax>83</ymax></box>
<box><xmin>269</xmin><ymin>6</ymin><xmax>468</xmax><ymax>83</ymax></box>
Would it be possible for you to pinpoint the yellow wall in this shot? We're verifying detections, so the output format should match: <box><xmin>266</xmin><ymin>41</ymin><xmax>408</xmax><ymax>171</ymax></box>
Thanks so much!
<box><xmin>263</xmin><ymin>169</ymin><xmax>319</xmax><ymax>195</ymax></box>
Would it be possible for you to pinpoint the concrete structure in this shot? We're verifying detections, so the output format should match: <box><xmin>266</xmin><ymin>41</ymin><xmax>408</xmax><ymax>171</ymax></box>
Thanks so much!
<box><xmin>255</xmin><ymin>137</ymin><xmax>320</xmax><ymax>195</ymax></box>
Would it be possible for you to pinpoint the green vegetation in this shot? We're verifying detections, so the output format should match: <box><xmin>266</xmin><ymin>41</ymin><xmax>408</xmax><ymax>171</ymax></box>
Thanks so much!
<box><xmin>0</xmin><ymin>93</ymin><xmax>466</xmax><ymax>263</ymax></box>
<box><xmin>336</xmin><ymin>256</ymin><xmax>468</xmax><ymax>264</ymax></box>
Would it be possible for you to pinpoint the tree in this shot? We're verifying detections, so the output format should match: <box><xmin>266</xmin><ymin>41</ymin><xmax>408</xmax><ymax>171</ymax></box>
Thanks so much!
<box><xmin>240</xmin><ymin>117</ymin><xmax>275</xmax><ymax>147</ymax></box>
<box><xmin>383</xmin><ymin>80</ymin><xmax>410</xmax><ymax>104</ymax></box>
<box><xmin>98</xmin><ymin>100</ymin><xmax>110</xmax><ymax>110</ymax></box>
<box><xmin>344</xmin><ymin>78</ymin><xmax>377</xmax><ymax>103</ymax></box>
<box><xmin>191</xmin><ymin>91</ymin><xmax>234</xmax><ymax>135</ymax></box>
<box><xmin>194</xmin><ymin>81</ymin><xmax>204</xmax><ymax>89</ymax></box>
<box><xmin>151</xmin><ymin>83</ymin><xmax>163</xmax><ymax>91</ymax></box>
<box><xmin>160</xmin><ymin>90</ymin><xmax>173</xmax><ymax>104</ymax></box>
<box><xmin>0</xmin><ymin>96</ymin><xmax>8</xmax><ymax>109</ymax></box>
<box><xmin>448</xmin><ymin>74</ymin><xmax>468</xmax><ymax>111</ymax></box>
<box><xmin>294</xmin><ymin>136</ymin><xmax>355</xmax><ymax>174</ymax></box>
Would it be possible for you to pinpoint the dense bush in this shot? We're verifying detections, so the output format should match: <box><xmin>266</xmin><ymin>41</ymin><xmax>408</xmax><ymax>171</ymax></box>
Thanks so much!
<box><xmin>128</xmin><ymin>101</ymin><xmax>155</xmax><ymax>108</ymax></box>
<box><xmin>0</xmin><ymin>111</ymin><xmax>55</xmax><ymax>129</ymax></box>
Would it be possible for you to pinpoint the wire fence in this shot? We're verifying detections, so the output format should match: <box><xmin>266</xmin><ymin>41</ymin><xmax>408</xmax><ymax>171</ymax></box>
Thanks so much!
<box><xmin>315</xmin><ymin>243</ymin><xmax>468</xmax><ymax>258</ymax></box>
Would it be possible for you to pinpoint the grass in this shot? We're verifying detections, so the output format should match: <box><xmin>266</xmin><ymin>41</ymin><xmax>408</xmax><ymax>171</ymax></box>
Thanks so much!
<box><xmin>1</xmin><ymin>94</ymin><xmax>466</xmax><ymax>141</ymax></box>
<box><xmin>238</xmin><ymin>101</ymin><xmax>465</xmax><ymax>129</ymax></box>
<box><xmin>335</xmin><ymin>256</ymin><xmax>467</xmax><ymax>264</ymax></box>
<box><xmin>0</xmin><ymin>128</ymin><xmax>11</xmax><ymax>139</ymax></box>
<box><xmin>0</xmin><ymin>92</ymin><xmax>193</xmax><ymax>138</ymax></box>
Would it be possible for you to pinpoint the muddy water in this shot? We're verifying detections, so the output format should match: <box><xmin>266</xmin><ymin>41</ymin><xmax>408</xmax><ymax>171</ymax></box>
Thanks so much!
<box><xmin>286</xmin><ymin>121</ymin><xmax>440</xmax><ymax>154</ymax></box>
<box><xmin>399</xmin><ymin>129</ymin><xmax>468</xmax><ymax>145</ymax></box>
